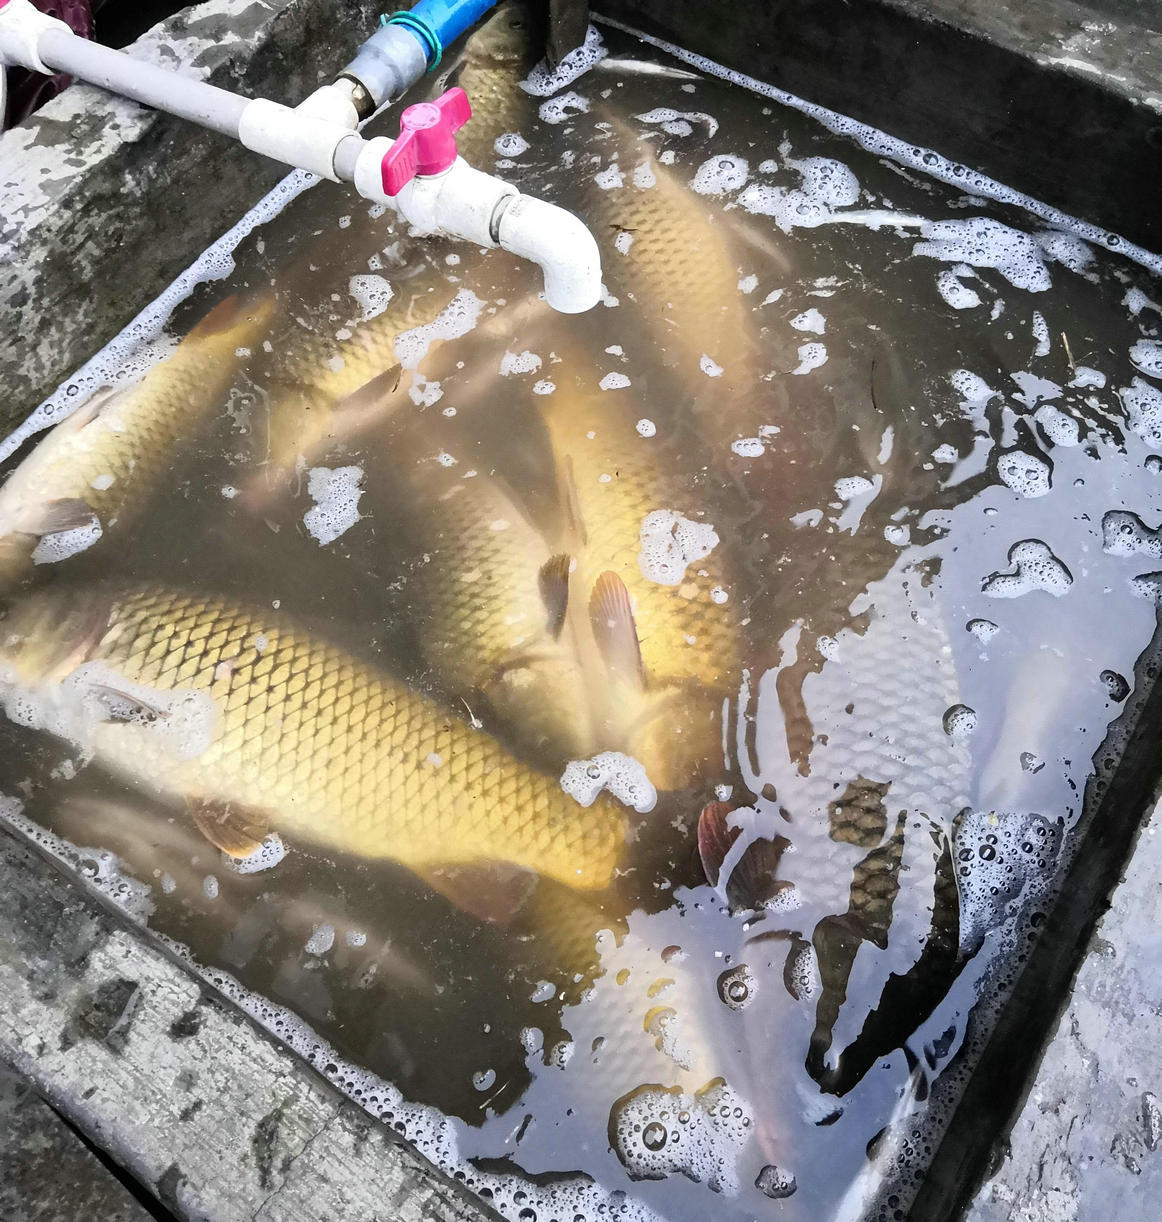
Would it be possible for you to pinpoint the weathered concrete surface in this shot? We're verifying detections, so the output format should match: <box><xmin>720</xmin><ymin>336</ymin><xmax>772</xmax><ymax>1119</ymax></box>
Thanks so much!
<box><xmin>0</xmin><ymin>1064</ymin><xmax>155</xmax><ymax>1222</ymax></box>
<box><xmin>0</xmin><ymin>825</ymin><xmax>498</xmax><ymax>1222</ymax></box>
<box><xmin>966</xmin><ymin>797</ymin><xmax>1162</xmax><ymax>1222</ymax></box>
<box><xmin>0</xmin><ymin>0</ymin><xmax>380</xmax><ymax>428</ymax></box>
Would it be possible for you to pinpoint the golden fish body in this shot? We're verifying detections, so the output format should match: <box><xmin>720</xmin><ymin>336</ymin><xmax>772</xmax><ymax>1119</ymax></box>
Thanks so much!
<box><xmin>398</xmin><ymin>439</ymin><xmax>597</xmax><ymax>767</ymax></box>
<box><xmin>541</xmin><ymin>372</ymin><xmax>739</xmax><ymax>693</ymax></box>
<box><xmin>0</xmin><ymin>585</ymin><xmax>624</xmax><ymax>889</ymax></box>
<box><xmin>582</xmin><ymin>121</ymin><xmax>757</xmax><ymax>393</ymax></box>
<box><xmin>0</xmin><ymin>294</ymin><xmax>272</xmax><ymax>586</ymax></box>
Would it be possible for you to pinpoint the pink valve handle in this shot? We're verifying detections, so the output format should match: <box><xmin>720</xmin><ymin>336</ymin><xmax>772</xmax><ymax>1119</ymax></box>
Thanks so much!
<box><xmin>380</xmin><ymin>87</ymin><xmax>472</xmax><ymax>197</ymax></box>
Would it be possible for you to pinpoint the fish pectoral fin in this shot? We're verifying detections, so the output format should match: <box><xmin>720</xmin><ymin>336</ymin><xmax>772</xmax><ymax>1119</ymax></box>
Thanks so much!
<box><xmin>588</xmin><ymin>571</ymin><xmax>646</xmax><ymax>689</ymax></box>
<box><xmin>188</xmin><ymin>797</ymin><xmax>271</xmax><ymax>858</ymax></box>
<box><xmin>88</xmin><ymin>683</ymin><xmax>166</xmax><ymax>724</ymax></box>
<box><xmin>698</xmin><ymin>800</ymin><xmax>789</xmax><ymax>908</ymax></box>
<box><xmin>12</xmin><ymin>497</ymin><xmax>98</xmax><ymax>539</ymax></box>
<box><xmin>538</xmin><ymin>553</ymin><xmax>572</xmax><ymax>640</ymax></box>
<box><xmin>416</xmin><ymin>862</ymin><xmax>538</xmax><ymax>926</ymax></box>
<box><xmin>698</xmin><ymin>800</ymin><xmax>737</xmax><ymax>887</ymax></box>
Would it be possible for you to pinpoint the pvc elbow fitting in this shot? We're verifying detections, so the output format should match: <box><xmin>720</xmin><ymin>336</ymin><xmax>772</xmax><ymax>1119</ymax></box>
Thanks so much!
<box><xmin>495</xmin><ymin>194</ymin><xmax>604</xmax><ymax>314</ymax></box>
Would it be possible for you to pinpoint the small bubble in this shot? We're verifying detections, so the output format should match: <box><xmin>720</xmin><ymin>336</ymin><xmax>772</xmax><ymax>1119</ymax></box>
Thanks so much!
<box><xmin>756</xmin><ymin>1164</ymin><xmax>797</xmax><ymax>1199</ymax></box>
<box><xmin>642</xmin><ymin>1121</ymin><xmax>668</xmax><ymax>1151</ymax></box>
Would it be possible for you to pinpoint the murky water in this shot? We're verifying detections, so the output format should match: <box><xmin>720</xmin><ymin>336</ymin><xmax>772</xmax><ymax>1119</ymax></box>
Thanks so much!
<box><xmin>2</xmin><ymin>6</ymin><xmax>1162</xmax><ymax>1219</ymax></box>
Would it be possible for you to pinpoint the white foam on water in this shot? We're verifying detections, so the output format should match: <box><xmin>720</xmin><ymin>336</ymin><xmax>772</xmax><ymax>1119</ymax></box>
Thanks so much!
<box><xmin>532</xmin><ymin>379</ymin><xmax>556</xmax><ymax>395</ymax></box>
<box><xmin>1</xmin><ymin>170</ymin><xmax>316</xmax><ymax>466</ymax></box>
<box><xmin>790</xmin><ymin>308</ymin><xmax>826</xmax><ymax>334</ymax></box>
<box><xmin>305</xmin><ymin>923</ymin><xmax>335</xmax><ymax>955</ymax></box>
<box><xmin>996</xmin><ymin>449</ymin><xmax>1051</xmax><ymax>498</ymax></box>
<box><xmin>737</xmin><ymin>274</ymin><xmax>758</xmax><ymax>294</ymax></box>
<box><xmin>30</xmin><ymin>517</ymin><xmax>103</xmax><ymax>565</ymax></box>
<box><xmin>596</xmin><ymin>15</ymin><xmax>1162</xmax><ymax>275</ymax></box>
<box><xmin>393</xmin><ymin>290</ymin><xmax>484</xmax><ymax>370</ymax></box>
<box><xmin>699</xmin><ymin>354</ymin><xmax>724</xmax><ymax>377</ymax></box>
<box><xmin>0</xmin><ymin>659</ymin><xmax>218</xmax><ymax>764</ymax></box>
<box><xmin>792</xmin><ymin>342</ymin><xmax>828</xmax><ymax>375</ymax></box>
<box><xmin>498</xmin><ymin>349</ymin><xmax>542</xmax><ymax>376</ymax></box>
<box><xmin>494</xmin><ymin>132</ymin><xmax>530</xmax><ymax>157</ymax></box>
<box><xmin>1120</xmin><ymin>378</ymin><xmax>1162</xmax><ymax>446</ymax></box>
<box><xmin>1070</xmin><ymin>365</ymin><xmax>1106</xmax><ymax>389</ymax></box>
<box><xmin>221</xmin><ymin>833</ymin><xmax>287</xmax><ymax>875</ymax></box>
<box><xmin>609</xmin><ymin>1079</ymin><xmax>753</xmax><ymax>1194</ymax></box>
<box><xmin>614</xmin><ymin>230</ymin><xmax>634</xmax><ymax>254</ymax></box>
<box><xmin>731</xmin><ymin>437</ymin><xmax>764</xmax><ymax>457</ymax></box>
<box><xmin>1130</xmin><ymin>340</ymin><xmax>1162</xmax><ymax>378</ymax></box>
<box><xmin>302</xmin><ymin>466</ymin><xmax>364</xmax><ymax>545</ymax></box>
<box><xmin>632</xmin><ymin>159</ymin><xmax>657</xmax><ymax>189</ymax></box>
<box><xmin>1034</xmin><ymin>404</ymin><xmax>1080</xmax><ymax>447</ymax></box>
<box><xmin>560</xmin><ymin>751</ymin><xmax>657</xmax><ymax>813</ymax></box>
<box><xmin>1124</xmin><ymin>287</ymin><xmax>1162</xmax><ymax>317</ymax></box>
<box><xmin>936</xmin><ymin>266</ymin><xmax>982</xmax><ymax>310</ymax></box>
<box><xmin>691</xmin><ymin>154</ymin><xmax>749</xmax><ymax>195</ymax></box>
<box><xmin>348</xmin><ymin>273</ymin><xmax>394</xmax><ymax>321</ymax></box>
<box><xmin>520</xmin><ymin>24</ymin><xmax>608</xmax><ymax>95</ymax></box>
<box><xmin>1031</xmin><ymin>311</ymin><xmax>1051</xmax><ymax>356</ymax></box>
<box><xmin>599</xmin><ymin>371</ymin><xmax>631</xmax><ymax>390</ymax></box>
<box><xmin>594</xmin><ymin>161</ymin><xmax>625</xmax><ymax>189</ymax></box>
<box><xmin>638</xmin><ymin>509</ymin><xmax>719</xmax><ymax>586</ymax></box>
<box><xmin>539</xmin><ymin>90</ymin><xmax>590</xmax><ymax>124</ymax></box>
<box><xmin>761</xmin><ymin>288</ymin><xmax>784</xmax><ymax>305</ymax></box>
<box><xmin>914</xmin><ymin>218</ymin><xmax>1052</xmax><ymax>292</ymax></box>
<box><xmin>982</xmin><ymin>539</ymin><xmax>1072</xmax><ymax>598</ymax></box>
<box><xmin>636</xmin><ymin>418</ymin><xmax>657</xmax><ymax>437</ymax></box>
<box><xmin>950</xmin><ymin>369</ymin><xmax>998</xmax><ymax>408</ymax></box>
<box><xmin>835</xmin><ymin>476</ymin><xmax>874</xmax><ymax>501</ymax></box>
<box><xmin>633</xmin><ymin>107</ymin><xmax>719</xmax><ymax>137</ymax></box>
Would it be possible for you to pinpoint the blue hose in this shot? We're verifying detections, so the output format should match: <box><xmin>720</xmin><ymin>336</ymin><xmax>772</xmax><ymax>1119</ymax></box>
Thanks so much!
<box><xmin>387</xmin><ymin>0</ymin><xmax>500</xmax><ymax>69</ymax></box>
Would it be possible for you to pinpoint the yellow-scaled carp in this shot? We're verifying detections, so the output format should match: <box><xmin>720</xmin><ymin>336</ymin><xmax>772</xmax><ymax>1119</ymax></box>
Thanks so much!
<box><xmin>0</xmin><ymin>584</ymin><xmax>625</xmax><ymax>891</ymax></box>
<box><xmin>0</xmin><ymin>293</ymin><xmax>273</xmax><ymax>588</ymax></box>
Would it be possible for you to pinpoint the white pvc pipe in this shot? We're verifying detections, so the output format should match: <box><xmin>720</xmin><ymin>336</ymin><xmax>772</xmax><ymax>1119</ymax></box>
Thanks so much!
<box><xmin>36</xmin><ymin>26</ymin><xmax>248</xmax><ymax>137</ymax></box>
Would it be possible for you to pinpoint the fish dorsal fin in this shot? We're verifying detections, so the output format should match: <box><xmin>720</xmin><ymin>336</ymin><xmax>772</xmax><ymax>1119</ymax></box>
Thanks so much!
<box><xmin>538</xmin><ymin>553</ymin><xmax>572</xmax><ymax>640</ymax></box>
<box><xmin>417</xmin><ymin>862</ymin><xmax>538</xmax><ymax>926</ymax></box>
<box><xmin>557</xmin><ymin>454</ymin><xmax>588</xmax><ymax>550</ymax></box>
<box><xmin>188</xmin><ymin>798</ymin><xmax>270</xmax><ymax>858</ymax></box>
<box><xmin>588</xmin><ymin>571</ymin><xmax>646</xmax><ymax>689</ymax></box>
<box><xmin>329</xmin><ymin>363</ymin><xmax>405</xmax><ymax>434</ymax></box>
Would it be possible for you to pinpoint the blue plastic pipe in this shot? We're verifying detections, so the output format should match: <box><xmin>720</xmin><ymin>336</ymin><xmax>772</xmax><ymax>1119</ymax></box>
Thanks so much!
<box><xmin>388</xmin><ymin>0</ymin><xmax>500</xmax><ymax>69</ymax></box>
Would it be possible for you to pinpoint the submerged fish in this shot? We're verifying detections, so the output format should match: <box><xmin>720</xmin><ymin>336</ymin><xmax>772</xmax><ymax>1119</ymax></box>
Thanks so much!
<box><xmin>0</xmin><ymin>293</ymin><xmax>273</xmax><ymax>587</ymax></box>
<box><xmin>0</xmin><ymin>584</ymin><xmax>625</xmax><ymax>892</ymax></box>
<box><xmin>534</xmin><ymin>359</ymin><xmax>741</xmax><ymax>786</ymax></box>
<box><xmin>387</xmin><ymin>411</ymin><xmax>598</xmax><ymax>769</ymax></box>
<box><xmin>251</xmin><ymin>1</ymin><xmax>546</xmax><ymax>494</ymax></box>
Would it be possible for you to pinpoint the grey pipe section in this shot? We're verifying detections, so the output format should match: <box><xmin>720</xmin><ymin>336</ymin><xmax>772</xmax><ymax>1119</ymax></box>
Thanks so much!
<box><xmin>337</xmin><ymin>23</ymin><xmax>428</xmax><ymax>115</ymax></box>
<box><xmin>36</xmin><ymin>26</ymin><xmax>249</xmax><ymax>137</ymax></box>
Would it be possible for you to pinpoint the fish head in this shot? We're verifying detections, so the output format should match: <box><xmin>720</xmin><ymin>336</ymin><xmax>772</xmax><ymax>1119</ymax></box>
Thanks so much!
<box><xmin>454</xmin><ymin>0</ymin><xmax>539</xmax><ymax>77</ymax></box>
<box><xmin>186</xmin><ymin>290</ymin><xmax>276</xmax><ymax>361</ymax></box>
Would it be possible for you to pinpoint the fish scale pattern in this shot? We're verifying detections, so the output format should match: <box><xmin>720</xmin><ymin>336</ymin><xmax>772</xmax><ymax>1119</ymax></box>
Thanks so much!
<box><xmin>72</xmin><ymin>587</ymin><xmax>623</xmax><ymax>888</ymax></box>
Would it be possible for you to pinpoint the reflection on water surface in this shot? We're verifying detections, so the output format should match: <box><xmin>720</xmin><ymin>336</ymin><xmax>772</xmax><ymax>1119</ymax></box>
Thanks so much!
<box><xmin>2</xmin><ymin>6</ymin><xmax>1161</xmax><ymax>1219</ymax></box>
